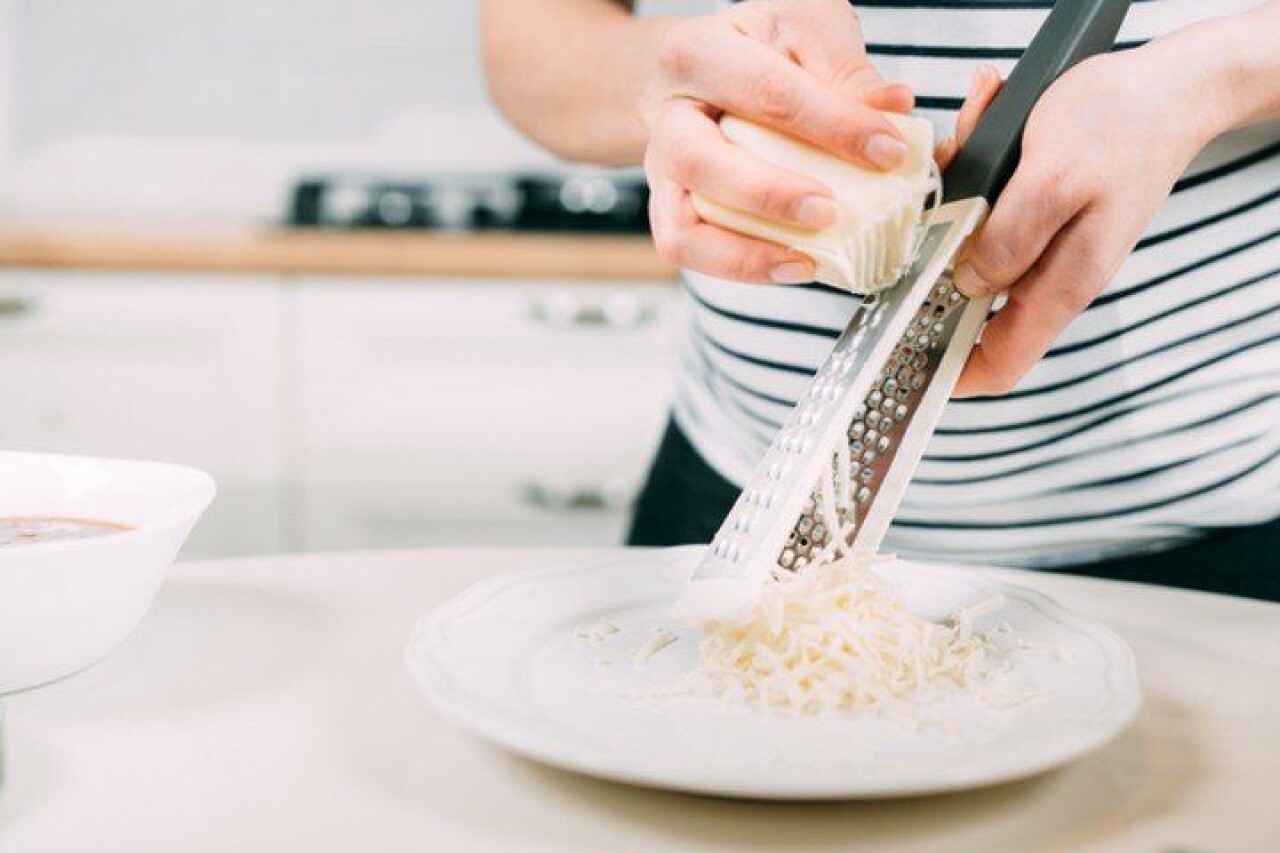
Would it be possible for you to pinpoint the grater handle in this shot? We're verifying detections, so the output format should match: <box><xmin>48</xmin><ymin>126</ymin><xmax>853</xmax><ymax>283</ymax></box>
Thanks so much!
<box><xmin>942</xmin><ymin>0</ymin><xmax>1133</xmax><ymax>205</ymax></box>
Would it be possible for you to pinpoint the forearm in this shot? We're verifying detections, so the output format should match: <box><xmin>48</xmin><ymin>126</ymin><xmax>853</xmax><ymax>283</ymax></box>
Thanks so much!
<box><xmin>1219</xmin><ymin>1</ymin><xmax>1280</xmax><ymax>127</ymax></box>
<box><xmin>1144</xmin><ymin>1</ymin><xmax>1280</xmax><ymax>140</ymax></box>
<box><xmin>481</xmin><ymin>0</ymin><xmax>675</xmax><ymax>165</ymax></box>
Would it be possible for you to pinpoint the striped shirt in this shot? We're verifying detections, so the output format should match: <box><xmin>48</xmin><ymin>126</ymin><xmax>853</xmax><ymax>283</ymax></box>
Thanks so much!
<box><xmin>675</xmin><ymin>0</ymin><xmax>1280</xmax><ymax>567</ymax></box>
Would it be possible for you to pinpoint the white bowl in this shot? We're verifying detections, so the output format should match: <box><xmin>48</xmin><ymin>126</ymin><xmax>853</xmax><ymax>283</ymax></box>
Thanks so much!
<box><xmin>0</xmin><ymin>451</ymin><xmax>215</xmax><ymax>695</ymax></box>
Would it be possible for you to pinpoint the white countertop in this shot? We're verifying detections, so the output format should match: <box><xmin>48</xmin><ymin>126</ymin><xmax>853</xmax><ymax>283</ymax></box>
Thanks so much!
<box><xmin>1</xmin><ymin>548</ymin><xmax>1278</xmax><ymax>852</ymax></box>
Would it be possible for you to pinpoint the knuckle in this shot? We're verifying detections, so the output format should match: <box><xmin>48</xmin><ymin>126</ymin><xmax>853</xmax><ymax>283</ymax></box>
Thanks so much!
<box><xmin>725</xmin><ymin>247</ymin><xmax>768</xmax><ymax>282</ymax></box>
<box><xmin>1038</xmin><ymin>162</ymin><xmax>1093</xmax><ymax>213</ymax></box>
<box><xmin>652</xmin><ymin>231</ymin><xmax>686</xmax><ymax>267</ymax></box>
<box><xmin>663</xmin><ymin>137</ymin><xmax>704</xmax><ymax>186</ymax></box>
<box><xmin>800</xmin><ymin>0</ymin><xmax>857</xmax><ymax>20</ymax></box>
<box><xmin>743</xmin><ymin>242</ymin><xmax>789</xmax><ymax>281</ymax></box>
<box><xmin>728</xmin><ymin>4</ymin><xmax>777</xmax><ymax>41</ymax></box>
<box><xmin>655</xmin><ymin>26</ymin><xmax>697</xmax><ymax>82</ymax></box>
<box><xmin>742</xmin><ymin>181</ymin><xmax>793</xmax><ymax>218</ymax></box>
<box><xmin>832</xmin><ymin>0</ymin><xmax>862</xmax><ymax>25</ymax></box>
<box><xmin>749</xmin><ymin>72</ymin><xmax>799</xmax><ymax>123</ymax></box>
<box><xmin>828</xmin><ymin>56</ymin><xmax>877</xmax><ymax>90</ymax></box>
<box><xmin>974</xmin><ymin>234</ymin><xmax>1023</xmax><ymax>285</ymax></box>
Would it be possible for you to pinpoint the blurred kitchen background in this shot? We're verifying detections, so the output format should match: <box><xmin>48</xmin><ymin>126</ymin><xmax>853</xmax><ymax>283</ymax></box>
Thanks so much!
<box><xmin>0</xmin><ymin>0</ymin><xmax>701</xmax><ymax>557</ymax></box>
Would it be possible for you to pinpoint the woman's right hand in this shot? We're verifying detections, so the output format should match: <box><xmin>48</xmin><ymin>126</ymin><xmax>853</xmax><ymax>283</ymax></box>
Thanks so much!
<box><xmin>640</xmin><ymin>0</ymin><xmax>913</xmax><ymax>284</ymax></box>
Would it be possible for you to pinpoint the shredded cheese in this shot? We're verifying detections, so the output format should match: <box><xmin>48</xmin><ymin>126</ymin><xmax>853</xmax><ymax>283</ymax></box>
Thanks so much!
<box><xmin>681</xmin><ymin>441</ymin><xmax>1011</xmax><ymax>718</ymax></box>
<box><xmin>685</xmin><ymin>552</ymin><xmax>1003</xmax><ymax>716</ymax></box>
<box><xmin>634</xmin><ymin>628</ymin><xmax>679</xmax><ymax>668</ymax></box>
<box><xmin>575</xmin><ymin>619</ymin><xmax>620</xmax><ymax>645</ymax></box>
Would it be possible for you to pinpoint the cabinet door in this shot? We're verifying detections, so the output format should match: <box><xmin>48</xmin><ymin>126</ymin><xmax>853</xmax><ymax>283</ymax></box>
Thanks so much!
<box><xmin>0</xmin><ymin>271</ymin><xmax>287</xmax><ymax>556</ymax></box>
<box><xmin>295</xmin><ymin>277</ymin><xmax>680</xmax><ymax>549</ymax></box>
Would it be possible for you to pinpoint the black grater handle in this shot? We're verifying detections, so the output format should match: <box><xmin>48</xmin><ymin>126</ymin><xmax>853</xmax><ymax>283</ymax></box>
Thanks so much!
<box><xmin>942</xmin><ymin>0</ymin><xmax>1133</xmax><ymax>205</ymax></box>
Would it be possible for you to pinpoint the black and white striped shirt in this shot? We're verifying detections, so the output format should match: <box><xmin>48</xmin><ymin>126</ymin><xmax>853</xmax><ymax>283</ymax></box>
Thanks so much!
<box><xmin>675</xmin><ymin>0</ymin><xmax>1280</xmax><ymax>566</ymax></box>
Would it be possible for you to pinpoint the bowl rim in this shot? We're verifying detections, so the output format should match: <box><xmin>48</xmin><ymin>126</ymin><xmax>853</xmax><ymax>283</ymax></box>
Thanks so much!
<box><xmin>0</xmin><ymin>450</ymin><xmax>217</xmax><ymax>559</ymax></box>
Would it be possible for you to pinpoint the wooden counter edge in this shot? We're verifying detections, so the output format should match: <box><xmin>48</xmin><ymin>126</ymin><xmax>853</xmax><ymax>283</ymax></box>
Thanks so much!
<box><xmin>0</xmin><ymin>226</ymin><xmax>677</xmax><ymax>281</ymax></box>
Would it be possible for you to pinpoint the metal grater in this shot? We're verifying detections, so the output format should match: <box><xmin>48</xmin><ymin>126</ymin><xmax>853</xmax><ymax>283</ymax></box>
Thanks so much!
<box><xmin>673</xmin><ymin>0</ymin><xmax>1132</xmax><ymax>625</ymax></box>
<box><xmin>779</xmin><ymin>268</ymin><xmax>972</xmax><ymax>571</ymax></box>
<box><xmin>673</xmin><ymin>199</ymin><xmax>991</xmax><ymax>625</ymax></box>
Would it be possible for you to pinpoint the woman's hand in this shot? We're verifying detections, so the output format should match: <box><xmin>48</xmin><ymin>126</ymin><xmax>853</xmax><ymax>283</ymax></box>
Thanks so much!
<box><xmin>952</xmin><ymin>43</ymin><xmax>1229</xmax><ymax>398</ymax></box>
<box><xmin>642</xmin><ymin>0</ymin><xmax>914</xmax><ymax>284</ymax></box>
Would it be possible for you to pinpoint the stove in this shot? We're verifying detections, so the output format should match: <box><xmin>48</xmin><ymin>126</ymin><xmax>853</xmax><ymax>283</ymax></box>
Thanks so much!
<box><xmin>287</xmin><ymin>170</ymin><xmax>650</xmax><ymax>234</ymax></box>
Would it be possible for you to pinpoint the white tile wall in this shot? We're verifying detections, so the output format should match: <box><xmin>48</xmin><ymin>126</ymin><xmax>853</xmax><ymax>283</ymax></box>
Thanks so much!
<box><xmin>13</xmin><ymin>0</ymin><xmax>484</xmax><ymax>150</ymax></box>
<box><xmin>9</xmin><ymin>0</ymin><xmax>711</xmax><ymax>157</ymax></box>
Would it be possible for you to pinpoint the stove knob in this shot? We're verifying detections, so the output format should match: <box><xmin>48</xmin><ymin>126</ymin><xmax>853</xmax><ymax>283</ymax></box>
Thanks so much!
<box><xmin>585</xmin><ymin>178</ymin><xmax>618</xmax><ymax>214</ymax></box>
<box><xmin>323</xmin><ymin>185</ymin><xmax>369</xmax><ymax>225</ymax></box>
<box><xmin>432</xmin><ymin>186</ymin><xmax>474</xmax><ymax>231</ymax></box>
<box><xmin>376</xmin><ymin>190</ymin><xmax>415</xmax><ymax>227</ymax></box>
<box><xmin>559</xmin><ymin>177</ymin><xmax>590</xmax><ymax>214</ymax></box>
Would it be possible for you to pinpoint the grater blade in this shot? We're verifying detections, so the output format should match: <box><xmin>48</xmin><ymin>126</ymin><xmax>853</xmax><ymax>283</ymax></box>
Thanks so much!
<box><xmin>674</xmin><ymin>197</ymin><xmax>990</xmax><ymax>624</ymax></box>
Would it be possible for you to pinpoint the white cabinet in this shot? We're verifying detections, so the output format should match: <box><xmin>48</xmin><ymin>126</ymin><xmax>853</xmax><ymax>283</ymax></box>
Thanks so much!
<box><xmin>0</xmin><ymin>271</ymin><xmax>288</xmax><ymax>556</ymax></box>
<box><xmin>294</xmin><ymin>278</ymin><xmax>680</xmax><ymax>550</ymax></box>
<box><xmin>0</xmin><ymin>269</ymin><xmax>682</xmax><ymax>556</ymax></box>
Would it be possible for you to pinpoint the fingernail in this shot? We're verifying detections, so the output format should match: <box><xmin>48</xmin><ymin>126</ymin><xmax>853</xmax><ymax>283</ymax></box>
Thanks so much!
<box><xmin>864</xmin><ymin>134</ymin><xmax>907</xmax><ymax>170</ymax></box>
<box><xmin>954</xmin><ymin>261</ymin><xmax>994</xmax><ymax>297</ymax></box>
<box><xmin>770</xmin><ymin>261</ymin><xmax>814</xmax><ymax>284</ymax></box>
<box><xmin>795</xmin><ymin>195</ymin><xmax>838</xmax><ymax>229</ymax></box>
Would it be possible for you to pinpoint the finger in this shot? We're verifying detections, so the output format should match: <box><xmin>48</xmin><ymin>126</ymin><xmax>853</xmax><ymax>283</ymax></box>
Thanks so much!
<box><xmin>647</xmin><ymin>175</ymin><xmax>817</xmax><ymax>284</ymax></box>
<box><xmin>955</xmin><ymin>64</ymin><xmax>1003</xmax><ymax>146</ymax></box>
<box><xmin>653</xmin><ymin>101</ymin><xmax>839</xmax><ymax>230</ymax></box>
<box><xmin>934</xmin><ymin>138</ymin><xmax>960</xmax><ymax>173</ymax></box>
<box><xmin>866</xmin><ymin>83</ymin><xmax>915</xmax><ymax>114</ymax></box>
<box><xmin>750</xmin><ymin>0</ymin><xmax>885</xmax><ymax>100</ymax></box>
<box><xmin>666</xmin><ymin>24</ymin><xmax>907</xmax><ymax>169</ymax></box>
<box><xmin>750</xmin><ymin>1</ymin><xmax>916</xmax><ymax>114</ymax></box>
<box><xmin>935</xmin><ymin>65</ymin><xmax>1002</xmax><ymax>172</ymax></box>
<box><xmin>955</xmin><ymin>209</ymin><xmax>1117</xmax><ymax>397</ymax></box>
<box><xmin>953</xmin><ymin>158</ymin><xmax>1091</xmax><ymax>299</ymax></box>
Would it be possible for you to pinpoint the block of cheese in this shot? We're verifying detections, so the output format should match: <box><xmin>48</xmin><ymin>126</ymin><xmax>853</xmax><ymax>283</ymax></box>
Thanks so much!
<box><xmin>692</xmin><ymin>112</ymin><xmax>939</xmax><ymax>294</ymax></box>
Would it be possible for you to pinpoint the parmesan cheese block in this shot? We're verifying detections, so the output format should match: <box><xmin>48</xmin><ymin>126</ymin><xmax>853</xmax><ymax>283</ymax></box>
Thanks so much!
<box><xmin>692</xmin><ymin>112</ymin><xmax>939</xmax><ymax>294</ymax></box>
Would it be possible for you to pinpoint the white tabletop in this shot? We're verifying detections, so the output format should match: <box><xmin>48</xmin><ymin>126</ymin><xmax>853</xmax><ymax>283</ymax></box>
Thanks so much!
<box><xmin>1</xmin><ymin>548</ymin><xmax>1277</xmax><ymax>852</ymax></box>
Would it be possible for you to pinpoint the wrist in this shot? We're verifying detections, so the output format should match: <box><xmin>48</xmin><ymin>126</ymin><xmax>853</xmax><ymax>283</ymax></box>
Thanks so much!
<box><xmin>631</xmin><ymin>16</ymin><xmax>685</xmax><ymax>136</ymax></box>
<box><xmin>578</xmin><ymin>13</ymin><xmax>678</xmax><ymax>164</ymax></box>
<box><xmin>1139</xmin><ymin>9</ymin><xmax>1280</xmax><ymax>142</ymax></box>
<box><xmin>1220</xmin><ymin>4</ymin><xmax>1280</xmax><ymax>127</ymax></box>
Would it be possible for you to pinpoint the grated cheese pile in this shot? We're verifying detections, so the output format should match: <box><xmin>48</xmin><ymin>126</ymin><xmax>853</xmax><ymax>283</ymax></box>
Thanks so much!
<box><xmin>686</xmin><ymin>553</ymin><xmax>1003</xmax><ymax>716</ymax></box>
<box><xmin>682</xmin><ymin>445</ymin><xmax>1008</xmax><ymax>718</ymax></box>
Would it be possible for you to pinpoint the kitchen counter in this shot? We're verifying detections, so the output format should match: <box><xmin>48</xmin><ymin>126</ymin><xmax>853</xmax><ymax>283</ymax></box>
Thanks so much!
<box><xmin>2</xmin><ymin>548</ymin><xmax>1278</xmax><ymax>852</ymax></box>
<box><xmin>0</xmin><ymin>223</ymin><xmax>675</xmax><ymax>280</ymax></box>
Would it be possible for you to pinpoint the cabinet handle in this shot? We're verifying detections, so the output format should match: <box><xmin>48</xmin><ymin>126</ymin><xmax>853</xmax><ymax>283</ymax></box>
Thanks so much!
<box><xmin>520</xmin><ymin>481</ymin><xmax>631</xmax><ymax>513</ymax></box>
<box><xmin>0</xmin><ymin>295</ymin><xmax>37</xmax><ymax>318</ymax></box>
<box><xmin>528</xmin><ymin>293</ymin><xmax>654</xmax><ymax>330</ymax></box>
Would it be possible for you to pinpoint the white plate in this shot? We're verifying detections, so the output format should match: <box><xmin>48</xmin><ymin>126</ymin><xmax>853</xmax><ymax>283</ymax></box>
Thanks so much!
<box><xmin>406</xmin><ymin>547</ymin><xmax>1140</xmax><ymax>800</ymax></box>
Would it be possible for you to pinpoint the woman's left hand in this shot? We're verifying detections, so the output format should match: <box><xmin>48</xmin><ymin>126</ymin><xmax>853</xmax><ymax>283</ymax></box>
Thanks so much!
<box><xmin>951</xmin><ymin>44</ymin><xmax>1228</xmax><ymax>397</ymax></box>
